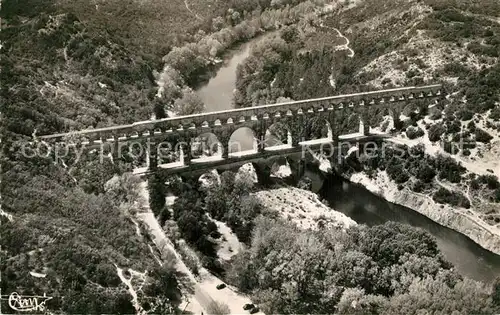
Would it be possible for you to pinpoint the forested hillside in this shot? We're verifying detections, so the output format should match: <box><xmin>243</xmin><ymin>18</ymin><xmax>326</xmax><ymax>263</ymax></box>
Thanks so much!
<box><xmin>0</xmin><ymin>0</ymin><xmax>284</xmax><ymax>312</ymax></box>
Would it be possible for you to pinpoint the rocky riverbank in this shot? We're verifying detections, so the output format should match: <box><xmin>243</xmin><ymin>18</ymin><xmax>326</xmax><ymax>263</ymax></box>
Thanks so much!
<box><xmin>253</xmin><ymin>186</ymin><xmax>356</xmax><ymax>231</ymax></box>
<box><xmin>350</xmin><ymin>170</ymin><xmax>500</xmax><ymax>255</ymax></box>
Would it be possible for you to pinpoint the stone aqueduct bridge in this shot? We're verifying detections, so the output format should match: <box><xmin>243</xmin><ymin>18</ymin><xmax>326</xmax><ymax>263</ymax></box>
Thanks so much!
<box><xmin>41</xmin><ymin>84</ymin><xmax>444</xmax><ymax>180</ymax></box>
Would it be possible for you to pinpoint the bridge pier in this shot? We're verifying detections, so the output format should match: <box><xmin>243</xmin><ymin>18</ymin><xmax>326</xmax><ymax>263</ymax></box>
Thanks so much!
<box><xmin>181</xmin><ymin>139</ymin><xmax>192</xmax><ymax>166</ymax></box>
<box><xmin>288</xmin><ymin>157</ymin><xmax>306</xmax><ymax>186</ymax></box>
<box><xmin>360</xmin><ymin>119</ymin><xmax>370</xmax><ymax>136</ymax></box>
<box><xmin>148</xmin><ymin>142</ymin><xmax>158</xmax><ymax>172</ymax></box>
<box><xmin>252</xmin><ymin>162</ymin><xmax>272</xmax><ymax>186</ymax></box>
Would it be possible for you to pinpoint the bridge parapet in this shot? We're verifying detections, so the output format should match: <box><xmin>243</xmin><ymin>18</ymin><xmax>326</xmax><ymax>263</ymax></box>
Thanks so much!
<box><xmin>40</xmin><ymin>84</ymin><xmax>443</xmax><ymax>142</ymax></box>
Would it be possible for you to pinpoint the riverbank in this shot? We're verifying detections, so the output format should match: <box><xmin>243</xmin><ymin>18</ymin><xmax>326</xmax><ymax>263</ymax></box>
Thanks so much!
<box><xmin>253</xmin><ymin>186</ymin><xmax>356</xmax><ymax>230</ymax></box>
<box><xmin>349</xmin><ymin>170</ymin><xmax>500</xmax><ymax>256</ymax></box>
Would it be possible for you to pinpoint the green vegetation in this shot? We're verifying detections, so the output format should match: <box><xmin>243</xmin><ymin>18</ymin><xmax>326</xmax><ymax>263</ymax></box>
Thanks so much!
<box><xmin>161</xmin><ymin>170</ymin><xmax>262</xmax><ymax>273</ymax></box>
<box><xmin>433</xmin><ymin>187</ymin><xmax>471</xmax><ymax>208</ymax></box>
<box><xmin>228</xmin><ymin>217</ymin><xmax>500</xmax><ymax>314</ymax></box>
<box><xmin>405</xmin><ymin>126</ymin><xmax>425</xmax><ymax>139</ymax></box>
<box><xmin>354</xmin><ymin>143</ymin><xmax>484</xmax><ymax>208</ymax></box>
<box><xmin>204</xmin><ymin>171</ymin><xmax>262</xmax><ymax>243</ymax></box>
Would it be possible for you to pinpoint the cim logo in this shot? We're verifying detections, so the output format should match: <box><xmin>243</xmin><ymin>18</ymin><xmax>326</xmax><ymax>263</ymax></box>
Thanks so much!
<box><xmin>1</xmin><ymin>292</ymin><xmax>53</xmax><ymax>313</ymax></box>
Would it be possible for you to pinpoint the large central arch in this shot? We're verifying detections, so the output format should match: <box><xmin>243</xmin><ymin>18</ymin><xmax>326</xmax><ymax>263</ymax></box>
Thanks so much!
<box><xmin>228</xmin><ymin>127</ymin><xmax>258</xmax><ymax>157</ymax></box>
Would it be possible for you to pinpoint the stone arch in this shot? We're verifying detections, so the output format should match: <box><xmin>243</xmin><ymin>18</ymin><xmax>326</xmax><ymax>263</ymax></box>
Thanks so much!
<box><xmin>302</xmin><ymin>116</ymin><xmax>333</xmax><ymax>142</ymax></box>
<box><xmin>157</xmin><ymin>138</ymin><xmax>181</xmax><ymax>166</ymax></box>
<box><xmin>190</xmin><ymin>132</ymin><xmax>223</xmax><ymax>161</ymax></box>
<box><xmin>228</xmin><ymin>126</ymin><xmax>258</xmax><ymax>156</ymax></box>
<box><xmin>265</xmin><ymin>121</ymin><xmax>292</xmax><ymax>149</ymax></box>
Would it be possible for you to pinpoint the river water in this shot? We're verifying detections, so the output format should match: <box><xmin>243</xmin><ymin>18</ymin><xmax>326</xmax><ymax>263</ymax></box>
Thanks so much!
<box><xmin>195</xmin><ymin>36</ymin><xmax>500</xmax><ymax>283</ymax></box>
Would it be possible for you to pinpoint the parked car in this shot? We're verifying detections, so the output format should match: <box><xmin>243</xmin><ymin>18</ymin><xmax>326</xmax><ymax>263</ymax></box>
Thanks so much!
<box><xmin>243</xmin><ymin>304</ymin><xmax>254</xmax><ymax>310</ymax></box>
<box><xmin>216</xmin><ymin>283</ymin><xmax>226</xmax><ymax>290</ymax></box>
<box><xmin>249</xmin><ymin>306</ymin><xmax>260</xmax><ymax>314</ymax></box>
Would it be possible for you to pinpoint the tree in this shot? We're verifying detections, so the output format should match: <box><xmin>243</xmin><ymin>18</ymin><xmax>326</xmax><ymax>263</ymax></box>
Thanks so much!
<box><xmin>148</xmin><ymin>174</ymin><xmax>165</xmax><ymax>216</ymax></box>
<box><xmin>212</xmin><ymin>16</ymin><xmax>225</xmax><ymax>31</ymax></box>
<box><xmin>153</xmin><ymin>99</ymin><xmax>167</xmax><ymax>119</ymax></box>
<box><xmin>428</xmin><ymin>124</ymin><xmax>446</xmax><ymax>142</ymax></box>
<box><xmin>143</xmin><ymin>263</ymin><xmax>181</xmax><ymax>312</ymax></box>
<box><xmin>336</xmin><ymin>288</ymin><xmax>387</xmax><ymax>315</ymax></box>
<box><xmin>172</xmin><ymin>89</ymin><xmax>205</xmax><ymax>115</ymax></box>
<box><xmin>475</xmin><ymin>128</ymin><xmax>493</xmax><ymax>143</ymax></box>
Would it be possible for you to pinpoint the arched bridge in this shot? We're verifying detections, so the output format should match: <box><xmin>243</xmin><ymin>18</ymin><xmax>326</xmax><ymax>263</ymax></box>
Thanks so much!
<box><xmin>40</xmin><ymin>84</ymin><xmax>444</xmax><ymax>178</ymax></box>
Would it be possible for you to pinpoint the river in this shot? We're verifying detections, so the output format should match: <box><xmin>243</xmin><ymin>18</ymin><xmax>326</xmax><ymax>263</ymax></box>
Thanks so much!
<box><xmin>197</xmin><ymin>38</ymin><xmax>258</xmax><ymax>152</ymax></box>
<box><xmin>195</xmin><ymin>35</ymin><xmax>500</xmax><ymax>283</ymax></box>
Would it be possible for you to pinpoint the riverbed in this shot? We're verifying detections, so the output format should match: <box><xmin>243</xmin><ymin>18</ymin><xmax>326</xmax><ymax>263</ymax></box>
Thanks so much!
<box><xmin>195</xmin><ymin>34</ymin><xmax>500</xmax><ymax>283</ymax></box>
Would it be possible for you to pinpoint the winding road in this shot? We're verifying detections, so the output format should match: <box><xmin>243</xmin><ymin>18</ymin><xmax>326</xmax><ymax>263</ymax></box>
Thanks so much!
<box><xmin>319</xmin><ymin>22</ymin><xmax>355</xmax><ymax>58</ymax></box>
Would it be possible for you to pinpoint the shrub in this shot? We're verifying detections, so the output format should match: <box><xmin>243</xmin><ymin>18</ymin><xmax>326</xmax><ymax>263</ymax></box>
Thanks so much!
<box><xmin>471</xmin><ymin>179</ymin><xmax>480</xmax><ymax>190</ymax></box>
<box><xmin>412</xmin><ymin>180</ymin><xmax>425</xmax><ymax>193</ymax></box>
<box><xmin>490</xmin><ymin>107</ymin><xmax>500</xmax><ymax>121</ymax></box>
<box><xmin>433</xmin><ymin>187</ymin><xmax>471</xmax><ymax>208</ymax></box>
<box><xmin>478</xmin><ymin>174</ymin><xmax>500</xmax><ymax>190</ymax></box>
<box><xmin>435</xmin><ymin>155</ymin><xmax>465</xmax><ymax>183</ymax></box>
<box><xmin>475</xmin><ymin>128</ymin><xmax>493</xmax><ymax>143</ymax></box>
<box><xmin>158</xmin><ymin>206</ymin><xmax>171</xmax><ymax>226</ymax></box>
<box><xmin>429</xmin><ymin>109</ymin><xmax>442</xmax><ymax>120</ymax></box>
<box><xmin>406</xmin><ymin>126</ymin><xmax>425</xmax><ymax>139</ymax></box>
<box><xmin>446</xmin><ymin>119</ymin><xmax>461</xmax><ymax>134</ymax></box>
<box><xmin>467</xmin><ymin>120</ymin><xmax>476</xmax><ymax>132</ymax></box>
<box><xmin>428</xmin><ymin>124</ymin><xmax>446</xmax><ymax>142</ymax></box>
<box><xmin>457</xmin><ymin>109</ymin><xmax>474</xmax><ymax>121</ymax></box>
<box><xmin>417</xmin><ymin>163</ymin><xmax>436</xmax><ymax>183</ymax></box>
<box><xmin>387</xmin><ymin>163</ymin><xmax>409</xmax><ymax>183</ymax></box>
